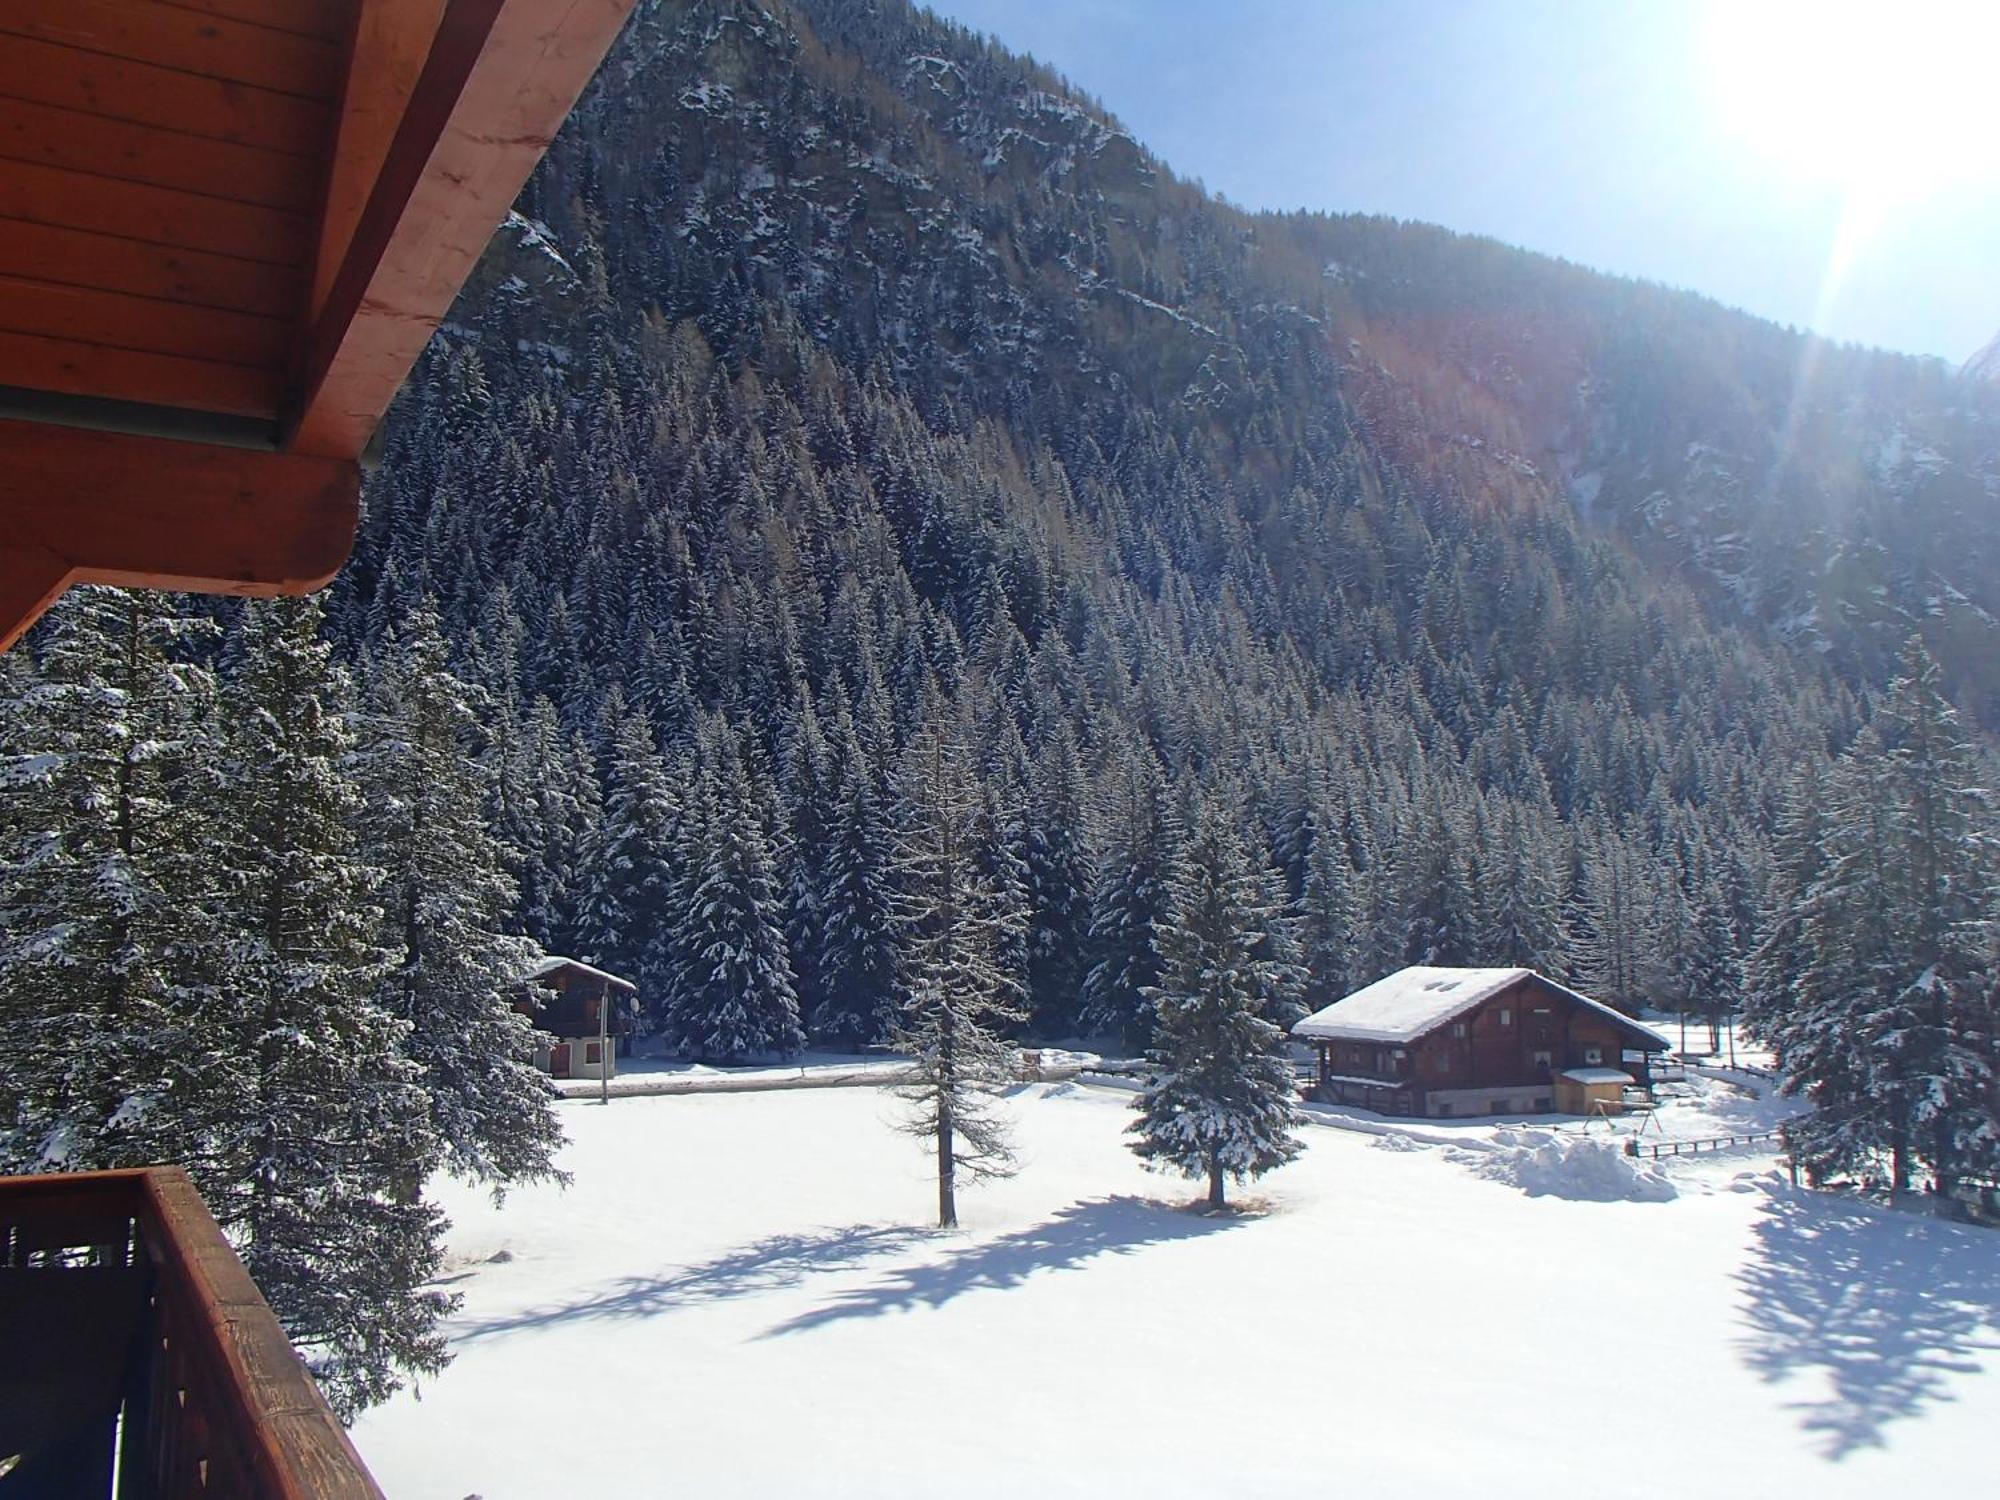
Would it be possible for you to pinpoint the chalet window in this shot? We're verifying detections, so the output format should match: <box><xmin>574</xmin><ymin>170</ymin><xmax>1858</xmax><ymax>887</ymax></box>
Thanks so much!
<box><xmin>1437</xmin><ymin>1102</ymin><xmax>1453</xmax><ymax>1117</ymax></box>
<box><xmin>1533</xmin><ymin>1049</ymin><xmax>1552</xmax><ymax>1068</ymax></box>
<box><xmin>1490</xmin><ymin>1100</ymin><xmax>1508</xmax><ymax>1114</ymax></box>
<box><xmin>1451</xmin><ymin>1023</ymin><xmax>1467</xmax><ymax>1038</ymax></box>
<box><xmin>1584</xmin><ymin>1047</ymin><xmax>1603</xmax><ymax>1066</ymax></box>
<box><xmin>1499</xmin><ymin>1008</ymin><xmax>1512</xmax><ymax>1026</ymax></box>
<box><xmin>1433</xmin><ymin>1054</ymin><xmax>1449</xmax><ymax>1076</ymax></box>
<box><xmin>585</xmin><ymin>1042</ymin><xmax>602</xmax><ymax>1064</ymax></box>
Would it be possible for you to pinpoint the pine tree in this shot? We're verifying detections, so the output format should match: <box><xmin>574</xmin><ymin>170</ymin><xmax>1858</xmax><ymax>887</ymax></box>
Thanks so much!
<box><xmin>578</xmin><ymin>701</ymin><xmax>682</xmax><ymax>1022</ymax></box>
<box><xmin>1778</xmin><ymin>645</ymin><xmax>1999</xmax><ymax>1196</ymax></box>
<box><xmin>812</xmin><ymin>723</ymin><xmax>902</xmax><ymax>1048</ymax></box>
<box><xmin>206</xmin><ymin>597</ymin><xmax>454</xmax><ymax>1419</ymax></box>
<box><xmin>357</xmin><ymin>605</ymin><xmax>564</xmax><ymax>1188</ymax></box>
<box><xmin>1298</xmin><ymin>819</ymin><xmax>1362</xmax><ymax>1010</ymax></box>
<box><xmin>888</xmin><ymin>719</ymin><xmax>1027</xmax><ymax>1229</ymax></box>
<box><xmin>1081</xmin><ymin>750</ymin><xmax>1177</xmax><ymax>1050</ymax></box>
<box><xmin>663</xmin><ymin>720</ymin><xmax>805</xmax><ymax>1060</ymax></box>
<box><xmin>0</xmin><ymin>588</ymin><xmax>228</xmax><ymax>1173</ymax></box>
<box><xmin>1874</xmin><ymin>642</ymin><xmax>1997</xmax><ymax>1195</ymax></box>
<box><xmin>1022</xmin><ymin>727</ymin><xmax>1096</xmax><ymax>1035</ymax></box>
<box><xmin>1743</xmin><ymin>760</ymin><xmax>1833</xmax><ymax>1059</ymax></box>
<box><xmin>1784</xmin><ymin>733</ymin><xmax>1909</xmax><ymax>1188</ymax></box>
<box><xmin>1129</xmin><ymin>796</ymin><xmax>1303</xmax><ymax>1211</ymax></box>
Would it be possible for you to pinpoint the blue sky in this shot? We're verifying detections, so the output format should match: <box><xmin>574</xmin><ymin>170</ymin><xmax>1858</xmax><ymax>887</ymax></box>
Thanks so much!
<box><xmin>922</xmin><ymin>0</ymin><xmax>2000</xmax><ymax>365</ymax></box>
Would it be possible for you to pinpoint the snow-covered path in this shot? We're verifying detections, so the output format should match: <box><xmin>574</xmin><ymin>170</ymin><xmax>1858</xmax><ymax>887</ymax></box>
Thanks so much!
<box><xmin>352</xmin><ymin>1083</ymin><xmax>1999</xmax><ymax>1498</ymax></box>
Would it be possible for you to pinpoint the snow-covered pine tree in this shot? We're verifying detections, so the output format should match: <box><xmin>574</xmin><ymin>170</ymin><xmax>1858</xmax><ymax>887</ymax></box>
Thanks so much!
<box><xmin>812</xmin><ymin>711</ymin><xmax>902</xmax><ymax>1047</ymax></box>
<box><xmin>1129</xmin><ymin>793</ymin><xmax>1303</xmax><ymax>1211</ymax></box>
<box><xmin>505</xmin><ymin>693</ymin><xmax>601</xmax><ymax>957</ymax></box>
<box><xmin>888</xmin><ymin>717</ymin><xmax>1028</xmax><ymax>1229</ymax></box>
<box><xmin>1298</xmin><ymin>814</ymin><xmax>1362</xmax><ymax>1010</ymax></box>
<box><xmin>1742</xmin><ymin>758</ymin><xmax>1833</xmax><ymax>1058</ymax></box>
<box><xmin>1784</xmin><ymin>730</ymin><xmax>1908</xmax><ymax>1188</ymax></box>
<box><xmin>356</xmin><ymin>604</ymin><xmax>564</xmax><ymax>1189</ymax></box>
<box><xmin>580</xmin><ymin>695</ymin><xmax>684</xmax><ymax>1022</ymax></box>
<box><xmin>206</xmin><ymin>597</ymin><xmax>453</xmax><ymax>1419</ymax></box>
<box><xmin>1781</xmin><ymin>643</ymin><xmax>2000</xmax><ymax>1196</ymax></box>
<box><xmin>1022</xmin><ymin>726</ymin><xmax>1096</xmax><ymax>1035</ymax></box>
<box><xmin>971</xmin><ymin>771</ymin><xmax>1033</xmax><ymax>1023</ymax></box>
<box><xmin>663</xmin><ymin>718</ymin><xmax>805</xmax><ymax>1060</ymax></box>
<box><xmin>1081</xmin><ymin>746</ymin><xmax>1177</xmax><ymax>1050</ymax></box>
<box><xmin>1478</xmin><ymin>800</ymin><xmax>1569</xmax><ymax>974</ymax></box>
<box><xmin>1578</xmin><ymin>827</ymin><xmax>1650</xmax><ymax>1013</ymax></box>
<box><xmin>778</xmin><ymin>688</ymin><xmax>834</xmax><ymax>1027</ymax></box>
<box><xmin>0</xmin><ymin>587</ymin><xmax>228</xmax><ymax>1173</ymax></box>
<box><xmin>1874</xmin><ymin>640</ymin><xmax>1998</xmax><ymax>1196</ymax></box>
<box><xmin>1396</xmin><ymin>788</ymin><xmax>1478</xmax><ymax>967</ymax></box>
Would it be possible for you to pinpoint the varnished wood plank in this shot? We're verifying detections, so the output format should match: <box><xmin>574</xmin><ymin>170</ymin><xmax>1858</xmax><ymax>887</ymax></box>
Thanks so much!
<box><xmin>135</xmin><ymin>1169</ymin><xmax>387</xmax><ymax>1500</ymax></box>
<box><xmin>0</xmin><ymin>34</ymin><xmax>327</xmax><ymax>157</ymax></box>
<box><xmin>0</xmin><ymin>275</ymin><xmax>290</xmax><ymax>369</ymax></box>
<box><xmin>159</xmin><ymin>0</ymin><xmax>352</xmax><ymax>45</ymax></box>
<box><xmin>0</xmin><ymin>421</ymin><xmax>357</xmax><ymax>599</ymax></box>
<box><xmin>0</xmin><ymin>157</ymin><xmax>310</xmax><ymax>267</ymax></box>
<box><xmin>0</xmin><ymin>0</ymin><xmax>343</xmax><ymax>102</ymax></box>
<box><xmin>0</xmin><ymin>329</ymin><xmax>283</xmax><ymax>417</ymax></box>
<box><xmin>0</xmin><ymin>216</ymin><xmax>301</xmax><ymax>320</ymax></box>
<box><xmin>0</xmin><ymin>95</ymin><xmax>310</xmax><ymax>211</ymax></box>
<box><xmin>293</xmin><ymin>0</ymin><xmax>640</xmax><ymax>457</ymax></box>
<box><xmin>312</xmin><ymin>0</ymin><xmax>447</xmax><ymax>318</ymax></box>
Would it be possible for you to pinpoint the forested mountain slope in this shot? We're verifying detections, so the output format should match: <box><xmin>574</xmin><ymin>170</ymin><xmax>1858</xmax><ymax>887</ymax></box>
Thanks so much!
<box><xmin>314</xmin><ymin>0</ymin><xmax>1998</xmax><ymax>1045</ymax></box>
<box><xmin>9</xmin><ymin>0</ymin><xmax>1998</xmax><ymax>1417</ymax></box>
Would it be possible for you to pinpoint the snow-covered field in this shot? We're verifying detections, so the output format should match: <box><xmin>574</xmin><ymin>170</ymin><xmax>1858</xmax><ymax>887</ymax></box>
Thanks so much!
<box><xmin>352</xmin><ymin>1082</ymin><xmax>1999</xmax><ymax>1498</ymax></box>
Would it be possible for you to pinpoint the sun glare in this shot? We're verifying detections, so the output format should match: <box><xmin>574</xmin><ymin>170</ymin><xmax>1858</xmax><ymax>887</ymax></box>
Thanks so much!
<box><xmin>1702</xmin><ymin>0</ymin><xmax>2000</xmax><ymax>210</ymax></box>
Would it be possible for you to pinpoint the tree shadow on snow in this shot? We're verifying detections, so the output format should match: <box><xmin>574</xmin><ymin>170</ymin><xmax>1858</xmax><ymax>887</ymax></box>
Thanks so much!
<box><xmin>455</xmin><ymin>1223</ymin><xmax>928</xmax><ymax>1343</ymax></box>
<box><xmin>1735</xmin><ymin>1187</ymin><xmax>2000</xmax><ymax>1459</ymax></box>
<box><xmin>758</xmin><ymin>1194</ymin><xmax>1242</xmax><ymax>1339</ymax></box>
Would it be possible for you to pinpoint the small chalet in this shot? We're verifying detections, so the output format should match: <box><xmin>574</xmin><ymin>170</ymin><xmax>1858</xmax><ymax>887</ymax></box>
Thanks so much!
<box><xmin>518</xmin><ymin>958</ymin><xmax>638</xmax><ymax>1081</ymax></box>
<box><xmin>1292</xmin><ymin>966</ymin><xmax>1673</xmax><ymax>1119</ymax></box>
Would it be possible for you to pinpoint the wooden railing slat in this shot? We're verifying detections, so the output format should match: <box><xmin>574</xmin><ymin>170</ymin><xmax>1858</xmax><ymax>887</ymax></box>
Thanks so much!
<box><xmin>0</xmin><ymin>1166</ymin><xmax>386</xmax><ymax>1499</ymax></box>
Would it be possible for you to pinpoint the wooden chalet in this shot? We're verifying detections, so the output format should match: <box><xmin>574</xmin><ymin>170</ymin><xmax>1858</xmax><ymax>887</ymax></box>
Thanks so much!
<box><xmin>0</xmin><ymin>2</ymin><xmax>637</xmax><ymax>1493</ymax></box>
<box><xmin>518</xmin><ymin>957</ymin><xmax>638</xmax><ymax>1080</ymax></box>
<box><xmin>1292</xmin><ymin>966</ymin><xmax>1673</xmax><ymax>1119</ymax></box>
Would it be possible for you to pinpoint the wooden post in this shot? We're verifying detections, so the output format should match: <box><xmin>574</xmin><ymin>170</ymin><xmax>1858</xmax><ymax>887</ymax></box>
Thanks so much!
<box><xmin>598</xmin><ymin>983</ymin><xmax>610</xmax><ymax>1106</ymax></box>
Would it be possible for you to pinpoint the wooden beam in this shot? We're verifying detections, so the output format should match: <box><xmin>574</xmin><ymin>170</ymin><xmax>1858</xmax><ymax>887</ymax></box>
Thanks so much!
<box><xmin>312</xmin><ymin>0</ymin><xmax>450</xmax><ymax>321</ymax></box>
<box><xmin>0</xmin><ymin>542</ymin><xmax>70</xmax><ymax>654</ymax></box>
<box><xmin>288</xmin><ymin>0</ymin><xmax>636</xmax><ymax>459</ymax></box>
<box><xmin>0</xmin><ymin>418</ymin><xmax>358</xmax><ymax>649</ymax></box>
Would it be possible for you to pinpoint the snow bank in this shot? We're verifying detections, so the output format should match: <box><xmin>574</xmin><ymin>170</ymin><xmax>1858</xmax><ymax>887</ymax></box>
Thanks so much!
<box><xmin>1467</xmin><ymin>1129</ymin><xmax>1677</xmax><ymax>1203</ymax></box>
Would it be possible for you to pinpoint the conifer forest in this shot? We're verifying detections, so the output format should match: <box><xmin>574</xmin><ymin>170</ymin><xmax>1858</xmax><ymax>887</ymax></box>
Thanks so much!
<box><xmin>3</xmin><ymin>0</ymin><xmax>1998</xmax><ymax>1420</ymax></box>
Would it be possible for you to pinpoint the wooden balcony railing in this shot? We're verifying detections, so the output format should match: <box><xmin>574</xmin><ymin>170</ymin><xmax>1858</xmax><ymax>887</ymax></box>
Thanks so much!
<box><xmin>0</xmin><ymin>1167</ymin><xmax>384</xmax><ymax>1499</ymax></box>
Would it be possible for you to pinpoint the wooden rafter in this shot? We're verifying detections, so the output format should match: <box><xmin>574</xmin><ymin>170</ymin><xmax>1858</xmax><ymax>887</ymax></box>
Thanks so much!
<box><xmin>289</xmin><ymin>0</ymin><xmax>633</xmax><ymax>459</ymax></box>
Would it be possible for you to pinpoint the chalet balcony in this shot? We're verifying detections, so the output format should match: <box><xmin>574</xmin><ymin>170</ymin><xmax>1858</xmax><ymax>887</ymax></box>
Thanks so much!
<box><xmin>0</xmin><ymin>1168</ymin><xmax>382</xmax><ymax>1499</ymax></box>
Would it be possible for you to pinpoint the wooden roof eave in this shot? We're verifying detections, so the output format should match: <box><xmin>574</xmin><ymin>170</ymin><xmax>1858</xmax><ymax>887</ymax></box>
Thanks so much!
<box><xmin>288</xmin><ymin>0</ymin><xmax>635</xmax><ymax>460</ymax></box>
<box><xmin>0</xmin><ymin>0</ymin><xmax>638</xmax><ymax>653</ymax></box>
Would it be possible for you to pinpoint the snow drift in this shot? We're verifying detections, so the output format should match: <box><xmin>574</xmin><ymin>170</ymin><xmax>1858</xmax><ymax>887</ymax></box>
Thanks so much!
<box><xmin>1464</xmin><ymin>1128</ymin><xmax>1677</xmax><ymax>1203</ymax></box>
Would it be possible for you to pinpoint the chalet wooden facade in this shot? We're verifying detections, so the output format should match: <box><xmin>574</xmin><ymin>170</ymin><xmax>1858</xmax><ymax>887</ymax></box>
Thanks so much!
<box><xmin>0</xmin><ymin>2</ymin><xmax>637</xmax><ymax>1490</ymax></box>
<box><xmin>1293</xmin><ymin>966</ymin><xmax>1673</xmax><ymax>1119</ymax></box>
<box><xmin>518</xmin><ymin>957</ymin><xmax>638</xmax><ymax>1080</ymax></box>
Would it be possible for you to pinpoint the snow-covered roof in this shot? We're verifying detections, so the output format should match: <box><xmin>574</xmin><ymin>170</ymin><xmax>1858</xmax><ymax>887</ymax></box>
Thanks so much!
<box><xmin>524</xmin><ymin>956</ymin><xmax>638</xmax><ymax>991</ymax></box>
<box><xmin>1291</xmin><ymin>966</ymin><xmax>1673</xmax><ymax>1051</ymax></box>
<box><xmin>1560</xmin><ymin>1068</ymin><xmax>1635</xmax><ymax>1085</ymax></box>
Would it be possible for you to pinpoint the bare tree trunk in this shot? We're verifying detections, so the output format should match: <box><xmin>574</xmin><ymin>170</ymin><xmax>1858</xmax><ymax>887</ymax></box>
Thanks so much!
<box><xmin>1889</xmin><ymin>1085</ymin><xmax>1910</xmax><ymax>1197</ymax></box>
<box><xmin>1207</xmin><ymin>1156</ymin><xmax>1225</xmax><ymax>1212</ymax></box>
<box><xmin>937</xmin><ymin>1094</ymin><xmax>956</xmax><ymax>1229</ymax></box>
